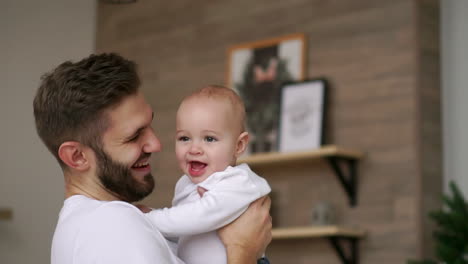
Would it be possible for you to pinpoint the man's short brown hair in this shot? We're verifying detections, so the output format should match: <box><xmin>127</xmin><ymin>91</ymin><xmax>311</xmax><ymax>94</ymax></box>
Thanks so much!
<box><xmin>33</xmin><ymin>53</ymin><xmax>140</xmax><ymax>167</ymax></box>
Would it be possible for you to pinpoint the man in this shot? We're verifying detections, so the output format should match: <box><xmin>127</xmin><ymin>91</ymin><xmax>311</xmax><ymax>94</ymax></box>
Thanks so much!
<box><xmin>33</xmin><ymin>53</ymin><xmax>272</xmax><ymax>264</ymax></box>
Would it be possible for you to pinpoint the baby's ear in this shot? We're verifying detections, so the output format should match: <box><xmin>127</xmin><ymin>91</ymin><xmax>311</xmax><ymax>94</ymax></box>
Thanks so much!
<box><xmin>235</xmin><ymin>132</ymin><xmax>249</xmax><ymax>157</ymax></box>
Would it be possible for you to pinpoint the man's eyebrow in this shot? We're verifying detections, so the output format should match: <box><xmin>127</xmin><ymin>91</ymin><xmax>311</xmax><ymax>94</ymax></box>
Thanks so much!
<box><xmin>125</xmin><ymin>112</ymin><xmax>155</xmax><ymax>141</ymax></box>
<box><xmin>125</xmin><ymin>127</ymin><xmax>144</xmax><ymax>141</ymax></box>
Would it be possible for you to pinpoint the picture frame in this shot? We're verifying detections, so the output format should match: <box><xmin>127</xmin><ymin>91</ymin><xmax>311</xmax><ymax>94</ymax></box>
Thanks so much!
<box><xmin>226</xmin><ymin>33</ymin><xmax>306</xmax><ymax>155</ymax></box>
<box><xmin>278</xmin><ymin>79</ymin><xmax>327</xmax><ymax>153</ymax></box>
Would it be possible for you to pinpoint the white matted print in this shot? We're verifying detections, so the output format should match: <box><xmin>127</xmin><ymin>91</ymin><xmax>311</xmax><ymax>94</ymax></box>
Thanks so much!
<box><xmin>279</xmin><ymin>79</ymin><xmax>326</xmax><ymax>153</ymax></box>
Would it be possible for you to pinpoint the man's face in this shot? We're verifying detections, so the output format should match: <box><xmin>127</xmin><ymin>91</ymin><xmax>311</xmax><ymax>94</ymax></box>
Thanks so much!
<box><xmin>97</xmin><ymin>92</ymin><xmax>161</xmax><ymax>202</ymax></box>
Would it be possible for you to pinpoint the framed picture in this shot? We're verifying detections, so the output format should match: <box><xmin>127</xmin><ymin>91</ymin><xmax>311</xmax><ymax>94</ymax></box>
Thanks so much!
<box><xmin>227</xmin><ymin>33</ymin><xmax>306</xmax><ymax>155</ymax></box>
<box><xmin>278</xmin><ymin>79</ymin><xmax>327</xmax><ymax>153</ymax></box>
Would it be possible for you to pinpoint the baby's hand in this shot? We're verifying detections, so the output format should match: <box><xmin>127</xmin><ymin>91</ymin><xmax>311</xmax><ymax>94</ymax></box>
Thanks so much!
<box><xmin>197</xmin><ymin>186</ymin><xmax>208</xmax><ymax>197</ymax></box>
<box><xmin>134</xmin><ymin>204</ymin><xmax>152</xmax><ymax>213</ymax></box>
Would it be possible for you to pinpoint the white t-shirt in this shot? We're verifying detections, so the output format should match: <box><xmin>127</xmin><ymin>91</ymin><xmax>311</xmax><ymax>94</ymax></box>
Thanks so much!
<box><xmin>51</xmin><ymin>195</ymin><xmax>184</xmax><ymax>264</ymax></box>
<box><xmin>146</xmin><ymin>163</ymin><xmax>271</xmax><ymax>264</ymax></box>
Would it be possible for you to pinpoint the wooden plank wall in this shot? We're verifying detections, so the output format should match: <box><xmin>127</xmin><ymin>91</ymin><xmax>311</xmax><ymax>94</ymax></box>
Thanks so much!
<box><xmin>96</xmin><ymin>1</ymin><xmax>441</xmax><ymax>263</ymax></box>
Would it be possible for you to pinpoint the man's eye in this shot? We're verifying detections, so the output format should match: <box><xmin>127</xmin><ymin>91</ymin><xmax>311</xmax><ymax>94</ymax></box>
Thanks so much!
<box><xmin>178</xmin><ymin>136</ymin><xmax>190</xmax><ymax>142</ymax></box>
<box><xmin>128</xmin><ymin>134</ymin><xmax>139</xmax><ymax>142</ymax></box>
<box><xmin>205</xmin><ymin>136</ymin><xmax>216</xmax><ymax>142</ymax></box>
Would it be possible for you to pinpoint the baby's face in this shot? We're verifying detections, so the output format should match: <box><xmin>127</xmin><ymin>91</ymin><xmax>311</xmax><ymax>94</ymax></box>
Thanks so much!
<box><xmin>175</xmin><ymin>97</ymin><xmax>243</xmax><ymax>184</ymax></box>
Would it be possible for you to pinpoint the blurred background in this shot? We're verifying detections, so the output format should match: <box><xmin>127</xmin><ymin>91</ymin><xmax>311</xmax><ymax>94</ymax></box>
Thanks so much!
<box><xmin>1</xmin><ymin>0</ymin><xmax>467</xmax><ymax>263</ymax></box>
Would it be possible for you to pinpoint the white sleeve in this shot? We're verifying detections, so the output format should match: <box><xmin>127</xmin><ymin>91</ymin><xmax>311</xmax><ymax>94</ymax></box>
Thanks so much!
<box><xmin>75</xmin><ymin>202</ymin><xmax>183</xmax><ymax>264</ymax></box>
<box><xmin>146</xmin><ymin>166</ymin><xmax>271</xmax><ymax>237</ymax></box>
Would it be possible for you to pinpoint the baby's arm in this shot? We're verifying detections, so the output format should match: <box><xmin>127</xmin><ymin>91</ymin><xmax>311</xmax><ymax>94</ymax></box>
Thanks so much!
<box><xmin>146</xmin><ymin>168</ymin><xmax>270</xmax><ymax>238</ymax></box>
<box><xmin>146</xmin><ymin>187</ymin><xmax>249</xmax><ymax>237</ymax></box>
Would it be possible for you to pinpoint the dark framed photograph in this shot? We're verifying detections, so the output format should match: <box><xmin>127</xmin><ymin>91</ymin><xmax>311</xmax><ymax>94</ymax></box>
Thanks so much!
<box><xmin>226</xmin><ymin>33</ymin><xmax>306</xmax><ymax>155</ymax></box>
<box><xmin>278</xmin><ymin>79</ymin><xmax>327</xmax><ymax>153</ymax></box>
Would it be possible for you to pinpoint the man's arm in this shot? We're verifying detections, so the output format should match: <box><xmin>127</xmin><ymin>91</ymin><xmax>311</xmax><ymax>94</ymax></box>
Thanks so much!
<box><xmin>218</xmin><ymin>196</ymin><xmax>272</xmax><ymax>264</ymax></box>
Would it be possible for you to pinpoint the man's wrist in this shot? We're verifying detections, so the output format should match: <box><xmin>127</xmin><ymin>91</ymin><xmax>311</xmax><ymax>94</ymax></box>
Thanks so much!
<box><xmin>225</xmin><ymin>244</ymin><xmax>257</xmax><ymax>264</ymax></box>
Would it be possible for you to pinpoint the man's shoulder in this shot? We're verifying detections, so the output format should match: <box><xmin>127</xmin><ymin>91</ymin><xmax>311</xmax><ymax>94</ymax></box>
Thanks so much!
<box><xmin>70</xmin><ymin>198</ymin><xmax>173</xmax><ymax>253</ymax></box>
<box><xmin>61</xmin><ymin>195</ymin><xmax>153</xmax><ymax>234</ymax></box>
<box><xmin>53</xmin><ymin>196</ymin><xmax>180</xmax><ymax>264</ymax></box>
<box><xmin>94</xmin><ymin>200</ymin><xmax>141</xmax><ymax>216</ymax></box>
<box><xmin>86</xmin><ymin>200</ymin><xmax>151</xmax><ymax>229</ymax></box>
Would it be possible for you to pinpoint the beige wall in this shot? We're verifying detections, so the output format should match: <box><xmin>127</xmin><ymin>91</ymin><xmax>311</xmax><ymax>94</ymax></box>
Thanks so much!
<box><xmin>442</xmin><ymin>0</ymin><xmax>468</xmax><ymax>196</ymax></box>
<box><xmin>0</xmin><ymin>1</ymin><xmax>95</xmax><ymax>263</ymax></box>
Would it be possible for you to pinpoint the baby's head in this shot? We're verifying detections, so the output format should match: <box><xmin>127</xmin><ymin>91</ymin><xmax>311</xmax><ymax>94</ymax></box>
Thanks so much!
<box><xmin>175</xmin><ymin>85</ymin><xmax>249</xmax><ymax>184</ymax></box>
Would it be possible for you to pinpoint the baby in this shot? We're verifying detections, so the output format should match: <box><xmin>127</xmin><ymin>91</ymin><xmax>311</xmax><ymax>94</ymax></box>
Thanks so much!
<box><xmin>144</xmin><ymin>85</ymin><xmax>271</xmax><ymax>264</ymax></box>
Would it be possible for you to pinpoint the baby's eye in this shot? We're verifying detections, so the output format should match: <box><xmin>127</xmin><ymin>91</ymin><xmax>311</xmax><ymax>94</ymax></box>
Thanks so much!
<box><xmin>205</xmin><ymin>136</ymin><xmax>217</xmax><ymax>142</ymax></box>
<box><xmin>178</xmin><ymin>136</ymin><xmax>190</xmax><ymax>142</ymax></box>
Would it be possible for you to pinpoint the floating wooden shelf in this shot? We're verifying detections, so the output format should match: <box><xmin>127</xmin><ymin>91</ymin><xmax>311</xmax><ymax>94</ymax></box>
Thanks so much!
<box><xmin>0</xmin><ymin>208</ymin><xmax>13</xmax><ymax>220</ymax></box>
<box><xmin>237</xmin><ymin>145</ymin><xmax>365</xmax><ymax>206</ymax></box>
<box><xmin>239</xmin><ymin>147</ymin><xmax>367</xmax><ymax>263</ymax></box>
<box><xmin>272</xmin><ymin>225</ymin><xmax>365</xmax><ymax>239</ymax></box>
<box><xmin>272</xmin><ymin>226</ymin><xmax>365</xmax><ymax>264</ymax></box>
<box><xmin>238</xmin><ymin>145</ymin><xmax>364</xmax><ymax>166</ymax></box>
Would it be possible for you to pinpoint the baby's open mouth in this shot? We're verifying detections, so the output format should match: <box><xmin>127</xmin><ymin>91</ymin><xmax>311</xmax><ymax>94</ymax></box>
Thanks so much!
<box><xmin>190</xmin><ymin>161</ymin><xmax>207</xmax><ymax>171</ymax></box>
<box><xmin>189</xmin><ymin>161</ymin><xmax>207</xmax><ymax>177</ymax></box>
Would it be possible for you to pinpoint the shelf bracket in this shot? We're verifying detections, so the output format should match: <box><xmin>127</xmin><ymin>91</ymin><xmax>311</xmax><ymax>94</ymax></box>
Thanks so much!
<box><xmin>325</xmin><ymin>157</ymin><xmax>358</xmax><ymax>206</ymax></box>
<box><xmin>328</xmin><ymin>236</ymin><xmax>359</xmax><ymax>264</ymax></box>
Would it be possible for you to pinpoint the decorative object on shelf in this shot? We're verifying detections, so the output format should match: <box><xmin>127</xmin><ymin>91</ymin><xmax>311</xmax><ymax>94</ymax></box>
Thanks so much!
<box><xmin>227</xmin><ymin>33</ymin><xmax>306</xmax><ymax>155</ymax></box>
<box><xmin>407</xmin><ymin>181</ymin><xmax>468</xmax><ymax>264</ymax></box>
<box><xmin>312</xmin><ymin>201</ymin><xmax>335</xmax><ymax>226</ymax></box>
<box><xmin>0</xmin><ymin>208</ymin><xmax>13</xmax><ymax>221</ymax></box>
<box><xmin>278</xmin><ymin>78</ymin><xmax>327</xmax><ymax>153</ymax></box>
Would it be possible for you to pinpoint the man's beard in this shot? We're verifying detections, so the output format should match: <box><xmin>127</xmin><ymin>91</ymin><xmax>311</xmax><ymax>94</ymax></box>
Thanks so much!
<box><xmin>94</xmin><ymin>147</ymin><xmax>155</xmax><ymax>202</ymax></box>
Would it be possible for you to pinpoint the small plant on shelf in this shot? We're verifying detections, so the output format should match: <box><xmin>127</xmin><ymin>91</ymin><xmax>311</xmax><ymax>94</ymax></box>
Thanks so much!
<box><xmin>408</xmin><ymin>181</ymin><xmax>468</xmax><ymax>264</ymax></box>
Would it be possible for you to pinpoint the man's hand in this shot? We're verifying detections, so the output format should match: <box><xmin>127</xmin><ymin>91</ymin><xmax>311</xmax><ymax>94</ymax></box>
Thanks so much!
<box><xmin>218</xmin><ymin>196</ymin><xmax>272</xmax><ymax>263</ymax></box>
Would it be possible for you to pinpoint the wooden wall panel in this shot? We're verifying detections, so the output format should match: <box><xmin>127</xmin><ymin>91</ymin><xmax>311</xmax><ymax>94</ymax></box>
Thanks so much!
<box><xmin>96</xmin><ymin>0</ymin><xmax>441</xmax><ymax>263</ymax></box>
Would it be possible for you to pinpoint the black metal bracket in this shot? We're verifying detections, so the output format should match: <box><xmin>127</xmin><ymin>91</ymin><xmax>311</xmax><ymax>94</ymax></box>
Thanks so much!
<box><xmin>328</xmin><ymin>237</ymin><xmax>359</xmax><ymax>264</ymax></box>
<box><xmin>325</xmin><ymin>157</ymin><xmax>358</xmax><ymax>206</ymax></box>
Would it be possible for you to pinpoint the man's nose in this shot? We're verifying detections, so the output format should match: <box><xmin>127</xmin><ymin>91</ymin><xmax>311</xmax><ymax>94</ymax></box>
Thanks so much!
<box><xmin>143</xmin><ymin>127</ymin><xmax>162</xmax><ymax>153</ymax></box>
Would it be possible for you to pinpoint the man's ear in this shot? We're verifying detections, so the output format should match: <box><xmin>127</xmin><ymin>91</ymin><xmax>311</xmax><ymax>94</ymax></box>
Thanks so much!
<box><xmin>58</xmin><ymin>141</ymin><xmax>91</xmax><ymax>171</ymax></box>
<box><xmin>235</xmin><ymin>132</ymin><xmax>249</xmax><ymax>158</ymax></box>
